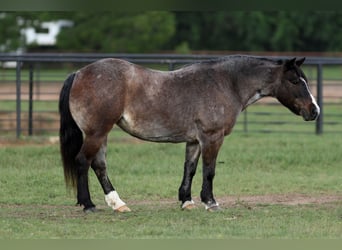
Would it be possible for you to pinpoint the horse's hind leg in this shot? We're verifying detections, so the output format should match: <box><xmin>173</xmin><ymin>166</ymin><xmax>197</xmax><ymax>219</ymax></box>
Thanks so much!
<box><xmin>91</xmin><ymin>138</ymin><xmax>131</xmax><ymax>212</ymax></box>
<box><xmin>178</xmin><ymin>141</ymin><xmax>201</xmax><ymax>210</ymax></box>
<box><xmin>75</xmin><ymin>132</ymin><xmax>113</xmax><ymax>212</ymax></box>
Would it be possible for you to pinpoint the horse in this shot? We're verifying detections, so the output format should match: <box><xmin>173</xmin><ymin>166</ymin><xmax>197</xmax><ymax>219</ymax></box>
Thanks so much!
<box><xmin>59</xmin><ymin>55</ymin><xmax>320</xmax><ymax>212</ymax></box>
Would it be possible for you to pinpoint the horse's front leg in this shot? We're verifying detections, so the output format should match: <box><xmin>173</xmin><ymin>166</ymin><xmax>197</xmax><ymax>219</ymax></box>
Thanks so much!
<box><xmin>199</xmin><ymin>132</ymin><xmax>224</xmax><ymax>212</ymax></box>
<box><xmin>178</xmin><ymin>141</ymin><xmax>201</xmax><ymax>210</ymax></box>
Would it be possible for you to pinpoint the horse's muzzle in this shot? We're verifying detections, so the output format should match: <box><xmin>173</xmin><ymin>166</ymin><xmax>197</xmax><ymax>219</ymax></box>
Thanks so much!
<box><xmin>301</xmin><ymin>104</ymin><xmax>320</xmax><ymax>121</ymax></box>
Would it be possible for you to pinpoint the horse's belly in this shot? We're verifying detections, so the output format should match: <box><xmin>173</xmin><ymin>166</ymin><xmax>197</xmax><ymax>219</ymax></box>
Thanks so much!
<box><xmin>117</xmin><ymin>112</ymin><xmax>192</xmax><ymax>143</ymax></box>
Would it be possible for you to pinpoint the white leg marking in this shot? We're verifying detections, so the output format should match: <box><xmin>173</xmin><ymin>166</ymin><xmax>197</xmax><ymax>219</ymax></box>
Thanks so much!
<box><xmin>105</xmin><ymin>191</ymin><xmax>127</xmax><ymax>211</ymax></box>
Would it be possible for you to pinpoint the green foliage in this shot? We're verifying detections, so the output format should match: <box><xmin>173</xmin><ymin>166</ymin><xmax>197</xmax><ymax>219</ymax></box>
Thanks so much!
<box><xmin>0</xmin><ymin>13</ymin><xmax>22</xmax><ymax>51</ymax></box>
<box><xmin>57</xmin><ymin>12</ymin><xmax>175</xmax><ymax>53</ymax></box>
<box><xmin>169</xmin><ymin>11</ymin><xmax>342</xmax><ymax>52</ymax></box>
<box><xmin>1</xmin><ymin>11</ymin><xmax>342</xmax><ymax>52</ymax></box>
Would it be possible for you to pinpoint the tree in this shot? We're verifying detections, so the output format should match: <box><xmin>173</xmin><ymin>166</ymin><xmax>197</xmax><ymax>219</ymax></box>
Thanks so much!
<box><xmin>169</xmin><ymin>11</ymin><xmax>342</xmax><ymax>52</ymax></box>
<box><xmin>57</xmin><ymin>12</ymin><xmax>176</xmax><ymax>53</ymax></box>
<box><xmin>0</xmin><ymin>13</ymin><xmax>22</xmax><ymax>52</ymax></box>
<box><xmin>292</xmin><ymin>11</ymin><xmax>342</xmax><ymax>51</ymax></box>
<box><xmin>1</xmin><ymin>11</ymin><xmax>342</xmax><ymax>53</ymax></box>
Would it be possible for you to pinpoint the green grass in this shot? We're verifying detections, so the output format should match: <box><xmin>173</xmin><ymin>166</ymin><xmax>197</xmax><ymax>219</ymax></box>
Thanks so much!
<box><xmin>1</xmin><ymin>202</ymin><xmax>340</xmax><ymax>239</ymax></box>
<box><xmin>0</xmin><ymin>100</ymin><xmax>58</xmax><ymax>111</ymax></box>
<box><xmin>0</xmin><ymin>132</ymin><xmax>341</xmax><ymax>239</ymax></box>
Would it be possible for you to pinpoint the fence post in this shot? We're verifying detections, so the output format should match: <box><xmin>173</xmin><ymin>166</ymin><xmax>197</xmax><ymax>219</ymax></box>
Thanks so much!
<box><xmin>15</xmin><ymin>60</ymin><xmax>21</xmax><ymax>139</ymax></box>
<box><xmin>168</xmin><ymin>62</ymin><xmax>174</xmax><ymax>71</ymax></box>
<box><xmin>316</xmin><ymin>64</ymin><xmax>323</xmax><ymax>135</ymax></box>
<box><xmin>243</xmin><ymin>110</ymin><xmax>248</xmax><ymax>133</ymax></box>
<box><xmin>28</xmin><ymin>64</ymin><xmax>34</xmax><ymax>136</ymax></box>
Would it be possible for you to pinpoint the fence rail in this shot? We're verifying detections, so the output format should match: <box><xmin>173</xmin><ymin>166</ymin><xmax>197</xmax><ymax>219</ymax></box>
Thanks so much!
<box><xmin>0</xmin><ymin>53</ymin><xmax>341</xmax><ymax>138</ymax></box>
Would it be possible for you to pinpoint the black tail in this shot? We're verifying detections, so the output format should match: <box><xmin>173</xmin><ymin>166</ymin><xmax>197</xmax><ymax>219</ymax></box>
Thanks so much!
<box><xmin>59</xmin><ymin>72</ymin><xmax>83</xmax><ymax>191</ymax></box>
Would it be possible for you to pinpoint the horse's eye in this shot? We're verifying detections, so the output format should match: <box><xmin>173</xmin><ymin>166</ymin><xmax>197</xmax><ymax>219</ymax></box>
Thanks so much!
<box><xmin>291</xmin><ymin>79</ymin><xmax>300</xmax><ymax>85</ymax></box>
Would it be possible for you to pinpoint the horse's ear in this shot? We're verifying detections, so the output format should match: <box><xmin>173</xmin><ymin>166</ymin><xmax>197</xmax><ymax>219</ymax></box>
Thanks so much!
<box><xmin>296</xmin><ymin>57</ymin><xmax>306</xmax><ymax>67</ymax></box>
<box><xmin>287</xmin><ymin>57</ymin><xmax>296</xmax><ymax>65</ymax></box>
<box><xmin>284</xmin><ymin>57</ymin><xmax>296</xmax><ymax>71</ymax></box>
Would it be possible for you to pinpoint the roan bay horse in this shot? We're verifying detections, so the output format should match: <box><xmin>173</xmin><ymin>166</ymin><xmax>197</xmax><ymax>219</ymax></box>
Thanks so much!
<box><xmin>59</xmin><ymin>55</ymin><xmax>320</xmax><ymax>212</ymax></box>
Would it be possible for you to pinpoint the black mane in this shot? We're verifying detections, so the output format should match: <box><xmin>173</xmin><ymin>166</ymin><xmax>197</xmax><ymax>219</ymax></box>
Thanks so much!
<box><xmin>200</xmin><ymin>55</ymin><xmax>282</xmax><ymax>65</ymax></box>
<box><xmin>178</xmin><ymin>55</ymin><xmax>282</xmax><ymax>70</ymax></box>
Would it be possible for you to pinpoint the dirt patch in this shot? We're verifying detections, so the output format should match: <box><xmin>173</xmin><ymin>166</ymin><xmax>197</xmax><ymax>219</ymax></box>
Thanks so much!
<box><xmin>217</xmin><ymin>193</ymin><xmax>342</xmax><ymax>207</ymax></box>
<box><xmin>0</xmin><ymin>204</ymin><xmax>87</xmax><ymax>219</ymax></box>
<box><xmin>1</xmin><ymin>194</ymin><xmax>340</xmax><ymax>220</ymax></box>
<box><xmin>129</xmin><ymin>193</ymin><xmax>341</xmax><ymax>208</ymax></box>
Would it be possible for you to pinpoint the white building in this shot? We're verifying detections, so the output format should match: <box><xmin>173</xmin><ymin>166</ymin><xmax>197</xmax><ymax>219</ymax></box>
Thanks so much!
<box><xmin>22</xmin><ymin>20</ymin><xmax>73</xmax><ymax>46</ymax></box>
<box><xmin>1</xmin><ymin>20</ymin><xmax>73</xmax><ymax>68</ymax></box>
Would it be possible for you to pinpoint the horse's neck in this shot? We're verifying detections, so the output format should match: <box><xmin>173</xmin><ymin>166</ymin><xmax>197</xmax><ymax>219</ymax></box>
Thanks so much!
<box><xmin>238</xmin><ymin>79</ymin><xmax>266</xmax><ymax>109</ymax></box>
<box><xmin>223</xmin><ymin>62</ymin><xmax>279</xmax><ymax>109</ymax></box>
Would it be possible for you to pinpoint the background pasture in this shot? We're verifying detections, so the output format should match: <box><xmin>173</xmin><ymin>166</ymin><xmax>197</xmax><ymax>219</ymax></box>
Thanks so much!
<box><xmin>0</xmin><ymin>131</ymin><xmax>341</xmax><ymax>239</ymax></box>
<box><xmin>0</xmin><ymin>55</ymin><xmax>341</xmax><ymax>239</ymax></box>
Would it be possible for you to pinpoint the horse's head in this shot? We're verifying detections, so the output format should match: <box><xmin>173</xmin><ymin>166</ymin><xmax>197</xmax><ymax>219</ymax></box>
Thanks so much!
<box><xmin>276</xmin><ymin>58</ymin><xmax>320</xmax><ymax>121</ymax></box>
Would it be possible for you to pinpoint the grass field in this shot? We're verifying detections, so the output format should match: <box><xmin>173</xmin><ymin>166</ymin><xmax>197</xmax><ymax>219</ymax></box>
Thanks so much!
<box><xmin>0</xmin><ymin>131</ymin><xmax>341</xmax><ymax>239</ymax></box>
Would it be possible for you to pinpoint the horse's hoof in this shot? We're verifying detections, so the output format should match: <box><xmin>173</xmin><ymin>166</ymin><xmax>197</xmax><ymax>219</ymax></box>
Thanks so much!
<box><xmin>184</xmin><ymin>204</ymin><xmax>196</xmax><ymax>210</ymax></box>
<box><xmin>84</xmin><ymin>206</ymin><xmax>97</xmax><ymax>213</ymax></box>
<box><xmin>204</xmin><ymin>201</ymin><xmax>221</xmax><ymax>212</ymax></box>
<box><xmin>115</xmin><ymin>205</ymin><xmax>131</xmax><ymax>213</ymax></box>
<box><xmin>182</xmin><ymin>203</ymin><xmax>196</xmax><ymax>210</ymax></box>
<box><xmin>181</xmin><ymin>200</ymin><xmax>196</xmax><ymax>210</ymax></box>
<box><xmin>207</xmin><ymin>205</ymin><xmax>222</xmax><ymax>212</ymax></box>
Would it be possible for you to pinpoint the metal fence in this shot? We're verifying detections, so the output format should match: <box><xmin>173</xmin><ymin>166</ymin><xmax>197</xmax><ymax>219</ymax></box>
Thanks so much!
<box><xmin>0</xmin><ymin>53</ymin><xmax>341</xmax><ymax>138</ymax></box>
